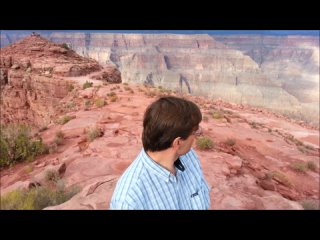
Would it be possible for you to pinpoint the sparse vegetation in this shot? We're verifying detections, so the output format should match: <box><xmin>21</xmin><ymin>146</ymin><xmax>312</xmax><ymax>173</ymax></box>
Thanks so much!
<box><xmin>0</xmin><ymin>124</ymin><xmax>48</xmax><ymax>168</ymax></box>
<box><xmin>145</xmin><ymin>90</ymin><xmax>156</xmax><ymax>98</ymax></box>
<box><xmin>109</xmin><ymin>95</ymin><xmax>118</xmax><ymax>102</ymax></box>
<box><xmin>45</xmin><ymin>169</ymin><xmax>60</xmax><ymax>182</ymax></box>
<box><xmin>83</xmin><ymin>81</ymin><xmax>93</xmax><ymax>89</ymax></box>
<box><xmin>307</xmin><ymin>161</ymin><xmax>317</xmax><ymax>171</ymax></box>
<box><xmin>291</xmin><ymin>162</ymin><xmax>307</xmax><ymax>173</ymax></box>
<box><xmin>66</xmin><ymin>101</ymin><xmax>76</xmax><ymax>110</ymax></box>
<box><xmin>196</xmin><ymin>136</ymin><xmax>214</xmax><ymax>150</ymax></box>
<box><xmin>212</xmin><ymin>111</ymin><xmax>223</xmax><ymax>119</ymax></box>
<box><xmin>23</xmin><ymin>165</ymin><xmax>33</xmax><ymax>174</ymax></box>
<box><xmin>84</xmin><ymin>100</ymin><xmax>91</xmax><ymax>110</ymax></box>
<box><xmin>0</xmin><ymin>184</ymin><xmax>80</xmax><ymax>210</ymax></box>
<box><xmin>124</xmin><ymin>86</ymin><xmax>132</xmax><ymax>91</ymax></box>
<box><xmin>249</xmin><ymin>121</ymin><xmax>258</xmax><ymax>129</ymax></box>
<box><xmin>221</xmin><ymin>109</ymin><xmax>233</xmax><ymax>115</ymax></box>
<box><xmin>54</xmin><ymin>131</ymin><xmax>64</xmax><ymax>146</ymax></box>
<box><xmin>61</xmin><ymin>43</ymin><xmax>70</xmax><ymax>50</ymax></box>
<box><xmin>87</xmin><ymin>126</ymin><xmax>103</xmax><ymax>142</ymax></box>
<box><xmin>266</xmin><ymin>171</ymin><xmax>292</xmax><ymax>187</ymax></box>
<box><xmin>304</xmin><ymin>144</ymin><xmax>315</xmax><ymax>151</ymax></box>
<box><xmin>67</xmin><ymin>84</ymin><xmax>74</xmax><ymax>92</ymax></box>
<box><xmin>297</xmin><ymin>146</ymin><xmax>307</xmax><ymax>153</ymax></box>
<box><xmin>203</xmin><ymin>116</ymin><xmax>209</xmax><ymax>122</ymax></box>
<box><xmin>95</xmin><ymin>98</ymin><xmax>106</xmax><ymax>108</ymax></box>
<box><xmin>57</xmin><ymin>115</ymin><xmax>73</xmax><ymax>125</ymax></box>
<box><xmin>48</xmin><ymin>143</ymin><xmax>58</xmax><ymax>154</ymax></box>
<box><xmin>107</xmin><ymin>92</ymin><xmax>116</xmax><ymax>97</ymax></box>
<box><xmin>265</xmin><ymin>171</ymin><xmax>274</xmax><ymax>180</ymax></box>
<box><xmin>159</xmin><ymin>87</ymin><xmax>171</xmax><ymax>95</ymax></box>
<box><xmin>225</xmin><ymin>138</ymin><xmax>236</xmax><ymax>146</ymax></box>
<box><xmin>301</xmin><ymin>199</ymin><xmax>320</xmax><ymax>210</ymax></box>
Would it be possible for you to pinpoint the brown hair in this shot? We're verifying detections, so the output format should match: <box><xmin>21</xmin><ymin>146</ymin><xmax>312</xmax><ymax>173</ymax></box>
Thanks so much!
<box><xmin>142</xmin><ymin>96</ymin><xmax>202</xmax><ymax>152</ymax></box>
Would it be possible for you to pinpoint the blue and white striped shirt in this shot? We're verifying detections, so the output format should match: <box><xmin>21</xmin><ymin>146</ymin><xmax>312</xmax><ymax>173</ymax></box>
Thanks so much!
<box><xmin>110</xmin><ymin>148</ymin><xmax>211</xmax><ymax>210</ymax></box>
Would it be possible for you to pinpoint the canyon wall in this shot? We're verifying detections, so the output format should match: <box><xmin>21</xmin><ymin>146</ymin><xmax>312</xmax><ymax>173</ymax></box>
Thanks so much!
<box><xmin>1</xmin><ymin>32</ymin><xmax>318</xmax><ymax>126</ymax></box>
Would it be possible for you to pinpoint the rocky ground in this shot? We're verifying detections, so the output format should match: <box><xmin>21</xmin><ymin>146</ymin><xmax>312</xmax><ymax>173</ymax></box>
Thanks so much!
<box><xmin>1</xmin><ymin>77</ymin><xmax>319</xmax><ymax>209</ymax></box>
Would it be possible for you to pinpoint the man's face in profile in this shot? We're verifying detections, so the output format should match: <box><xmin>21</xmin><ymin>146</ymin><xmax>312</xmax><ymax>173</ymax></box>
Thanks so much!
<box><xmin>177</xmin><ymin>125</ymin><xmax>201</xmax><ymax>156</ymax></box>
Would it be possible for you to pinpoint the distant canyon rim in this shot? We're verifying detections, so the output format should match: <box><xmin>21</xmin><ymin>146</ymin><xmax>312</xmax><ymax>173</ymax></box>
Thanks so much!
<box><xmin>1</xmin><ymin>32</ymin><xmax>319</xmax><ymax>127</ymax></box>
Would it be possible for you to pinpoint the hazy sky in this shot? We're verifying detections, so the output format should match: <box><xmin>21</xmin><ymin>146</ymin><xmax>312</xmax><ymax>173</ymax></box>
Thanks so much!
<box><xmin>1</xmin><ymin>30</ymin><xmax>319</xmax><ymax>35</ymax></box>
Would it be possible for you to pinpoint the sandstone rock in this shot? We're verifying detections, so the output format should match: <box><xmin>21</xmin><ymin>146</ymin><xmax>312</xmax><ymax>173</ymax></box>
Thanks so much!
<box><xmin>0</xmin><ymin>34</ymin><xmax>103</xmax><ymax>127</ymax></box>
<box><xmin>43</xmin><ymin>175</ymin><xmax>118</xmax><ymax>210</ymax></box>
<box><xmin>11</xmin><ymin>64</ymin><xmax>20</xmax><ymax>69</ymax></box>
<box><xmin>91</xmin><ymin>66</ymin><xmax>121</xmax><ymax>83</ymax></box>
<box><xmin>225</xmin><ymin>156</ymin><xmax>242</xmax><ymax>170</ymax></box>
<box><xmin>33</xmin><ymin>163</ymin><xmax>66</xmax><ymax>185</ymax></box>
<box><xmin>258</xmin><ymin>179</ymin><xmax>276</xmax><ymax>191</ymax></box>
<box><xmin>277</xmin><ymin>185</ymin><xmax>300</xmax><ymax>201</ymax></box>
<box><xmin>80</xmin><ymin>88</ymin><xmax>94</xmax><ymax>98</ymax></box>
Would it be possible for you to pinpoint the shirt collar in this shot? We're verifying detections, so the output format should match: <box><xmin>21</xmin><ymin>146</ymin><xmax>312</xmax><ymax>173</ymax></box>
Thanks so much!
<box><xmin>141</xmin><ymin>149</ymin><xmax>172</xmax><ymax>183</ymax></box>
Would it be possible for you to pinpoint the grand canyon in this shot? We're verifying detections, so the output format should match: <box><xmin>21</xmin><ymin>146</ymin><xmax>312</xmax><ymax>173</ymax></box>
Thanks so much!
<box><xmin>0</xmin><ymin>32</ymin><xmax>319</xmax><ymax>209</ymax></box>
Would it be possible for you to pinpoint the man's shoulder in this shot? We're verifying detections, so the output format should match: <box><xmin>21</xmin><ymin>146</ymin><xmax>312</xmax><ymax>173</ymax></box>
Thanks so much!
<box><xmin>183</xmin><ymin>148</ymin><xmax>200</xmax><ymax>163</ymax></box>
<box><xmin>115</xmin><ymin>156</ymin><xmax>145</xmax><ymax>189</ymax></box>
<box><xmin>111</xmin><ymin>155</ymin><xmax>146</xmax><ymax>204</ymax></box>
<box><xmin>181</xmin><ymin>148</ymin><xmax>202</xmax><ymax>173</ymax></box>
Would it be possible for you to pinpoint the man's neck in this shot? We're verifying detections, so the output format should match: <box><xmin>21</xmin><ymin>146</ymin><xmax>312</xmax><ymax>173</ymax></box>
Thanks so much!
<box><xmin>146</xmin><ymin>149</ymin><xmax>178</xmax><ymax>175</ymax></box>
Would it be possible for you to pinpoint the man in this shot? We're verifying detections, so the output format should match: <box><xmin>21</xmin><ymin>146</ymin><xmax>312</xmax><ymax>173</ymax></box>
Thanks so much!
<box><xmin>110</xmin><ymin>96</ymin><xmax>211</xmax><ymax>210</ymax></box>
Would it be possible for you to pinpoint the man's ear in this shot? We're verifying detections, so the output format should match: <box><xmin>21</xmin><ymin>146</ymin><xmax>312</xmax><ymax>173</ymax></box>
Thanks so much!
<box><xmin>172</xmin><ymin>137</ymin><xmax>181</xmax><ymax>150</ymax></box>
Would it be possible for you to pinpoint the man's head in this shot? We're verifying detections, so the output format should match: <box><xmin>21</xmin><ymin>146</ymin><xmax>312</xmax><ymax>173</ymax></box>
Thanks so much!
<box><xmin>142</xmin><ymin>96</ymin><xmax>202</xmax><ymax>153</ymax></box>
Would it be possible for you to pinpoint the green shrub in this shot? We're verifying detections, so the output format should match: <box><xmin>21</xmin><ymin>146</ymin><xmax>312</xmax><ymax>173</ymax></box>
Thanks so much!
<box><xmin>272</xmin><ymin>171</ymin><xmax>292</xmax><ymax>187</ymax></box>
<box><xmin>0</xmin><ymin>185</ymin><xmax>80</xmax><ymax>210</ymax></box>
<box><xmin>109</xmin><ymin>95</ymin><xmax>118</xmax><ymax>102</ymax></box>
<box><xmin>291</xmin><ymin>162</ymin><xmax>307</xmax><ymax>173</ymax></box>
<box><xmin>87</xmin><ymin>126</ymin><xmax>103</xmax><ymax>142</ymax></box>
<box><xmin>225</xmin><ymin>138</ymin><xmax>236</xmax><ymax>146</ymax></box>
<box><xmin>83</xmin><ymin>81</ymin><xmax>93</xmax><ymax>89</ymax></box>
<box><xmin>61</xmin><ymin>43</ymin><xmax>70</xmax><ymax>50</ymax></box>
<box><xmin>84</xmin><ymin>100</ymin><xmax>91</xmax><ymax>110</ymax></box>
<box><xmin>124</xmin><ymin>86</ymin><xmax>132</xmax><ymax>91</ymax></box>
<box><xmin>0</xmin><ymin>137</ymin><xmax>9</xmax><ymax>168</ymax></box>
<box><xmin>304</xmin><ymin>144</ymin><xmax>315</xmax><ymax>150</ymax></box>
<box><xmin>66</xmin><ymin>101</ymin><xmax>76</xmax><ymax>110</ymax></box>
<box><xmin>107</xmin><ymin>92</ymin><xmax>116</xmax><ymax>97</ymax></box>
<box><xmin>57</xmin><ymin>115</ymin><xmax>72</xmax><ymax>125</ymax></box>
<box><xmin>30</xmin><ymin>138</ymin><xmax>49</xmax><ymax>156</ymax></box>
<box><xmin>45</xmin><ymin>169</ymin><xmax>60</xmax><ymax>182</ymax></box>
<box><xmin>307</xmin><ymin>161</ymin><xmax>317</xmax><ymax>171</ymax></box>
<box><xmin>301</xmin><ymin>199</ymin><xmax>320</xmax><ymax>210</ymax></box>
<box><xmin>212</xmin><ymin>111</ymin><xmax>223</xmax><ymax>119</ymax></box>
<box><xmin>67</xmin><ymin>84</ymin><xmax>74</xmax><ymax>92</ymax></box>
<box><xmin>202</xmin><ymin>116</ymin><xmax>209</xmax><ymax>122</ymax></box>
<box><xmin>249</xmin><ymin>122</ymin><xmax>258</xmax><ymax>129</ymax></box>
<box><xmin>48</xmin><ymin>143</ymin><xmax>58</xmax><ymax>154</ymax></box>
<box><xmin>95</xmin><ymin>99</ymin><xmax>106</xmax><ymax>108</ymax></box>
<box><xmin>196</xmin><ymin>136</ymin><xmax>214</xmax><ymax>150</ymax></box>
<box><xmin>54</xmin><ymin>131</ymin><xmax>64</xmax><ymax>146</ymax></box>
<box><xmin>24</xmin><ymin>165</ymin><xmax>33</xmax><ymax>174</ymax></box>
<box><xmin>0</xmin><ymin>125</ymin><xmax>48</xmax><ymax>168</ymax></box>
